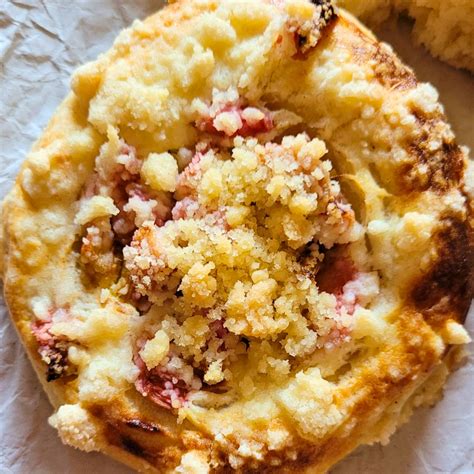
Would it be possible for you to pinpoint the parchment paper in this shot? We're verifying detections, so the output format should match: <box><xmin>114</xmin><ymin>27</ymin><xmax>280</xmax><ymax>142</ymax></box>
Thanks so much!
<box><xmin>0</xmin><ymin>2</ymin><xmax>472</xmax><ymax>472</ymax></box>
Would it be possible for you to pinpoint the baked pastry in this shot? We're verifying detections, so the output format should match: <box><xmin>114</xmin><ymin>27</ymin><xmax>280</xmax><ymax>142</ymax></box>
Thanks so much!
<box><xmin>335</xmin><ymin>0</ymin><xmax>474</xmax><ymax>72</ymax></box>
<box><xmin>0</xmin><ymin>0</ymin><xmax>472</xmax><ymax>472</ymax></box>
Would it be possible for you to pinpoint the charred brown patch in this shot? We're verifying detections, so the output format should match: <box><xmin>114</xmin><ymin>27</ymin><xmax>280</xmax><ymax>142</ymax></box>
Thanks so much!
<box><xmin>351</xmin><ymin>30</ymin><xmax>416</xmax><ymax>91</ymax></box>
<box><xmin>41</xmin><ymin>343</ymin><xmax>69</xmax><ymax>382</ymax></box>
<box><xmin>441</xmin><ymin>142</ymin><xmax>465</xmax><ymax>184</ymax></box>
<box><xmin>121</xmin><ymin>436</ymin><xmax>146</xmax><ymax>457</ymax></box>
<box><xmin>92</xmin><ymin>401</ymin><xmax>191</xmax><ymax>471</ymax></box>
<box><xmin>125</xmin><ymin>419</ymin><xmax>162</xmax><ymax>433</ymax></box>
<box><xmin>401</xmin><ymin>113</ymin><xmax>465</xmax><ymax>193</ymax></box>
<box><xmin>412</xmin><ymin>217</ymin><xmax>474</xmax><ymax>325</ymax></box>
<box><xmin>103</xmin><ymin>423</ymin><xmax>159</xmax><ymax>465</ymax></box>
<box><xmin>372</xmin><ymin>44</ymin><xmax>417</xmax><ymax>90</ymax></box>
<box><xmin>291</xmin><ymin>0</ymin><xmax>336</xmax><ymax>60</ymax></box>
<box><xmin>80</xmin><ymin>406</ymin><xmax>158</xmax><ymax>464</ymax></box>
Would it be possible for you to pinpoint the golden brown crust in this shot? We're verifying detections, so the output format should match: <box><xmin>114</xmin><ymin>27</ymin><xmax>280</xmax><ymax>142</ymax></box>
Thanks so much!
<box><xmin>1</xmin><ymin>1</ymin><xmax>472</xmax><ymax>473</ymax></box>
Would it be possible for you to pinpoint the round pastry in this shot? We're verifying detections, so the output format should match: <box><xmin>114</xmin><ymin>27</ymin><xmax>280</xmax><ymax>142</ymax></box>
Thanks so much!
<box><xmin>335</xmin><ymin>0</ymin><xmax>474</xmax><ymax>72</ymax></box>
<box><xmin>0</xmin><ymin>0</ymin><xmax>472</xmax><ymax>472</ymax></box>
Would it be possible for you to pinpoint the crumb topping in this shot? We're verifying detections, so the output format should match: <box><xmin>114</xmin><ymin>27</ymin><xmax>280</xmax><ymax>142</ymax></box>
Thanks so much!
<box><xmin>62</xmin><ymin>119</ymin><xmax>380</xmax><ymax>408</ymax></box>
<box><xmin>194</xmin><ymin>89</ymin><xmax>273</xmax><ymax>139</ymax></box>
<box><xmin>117</xmin><ymin>132</ymin><xmax>370</xmax><ymax>403</ymax></box>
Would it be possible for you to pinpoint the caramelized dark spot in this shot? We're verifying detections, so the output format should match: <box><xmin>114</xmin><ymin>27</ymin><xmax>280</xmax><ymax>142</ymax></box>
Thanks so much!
<box><xmin>121</xmin><ymin>436</ymin><xmax>145</xmax><ymax>457</ymax></box>
<box><xmin>311</xmin><ymin>0</ymin><xmax>335</xmax><ymax>23</ymax></box>
<box><xmin>125</xmin><ymin>419</ymin><xmax>162</xmax><ymax>433</ymax></box>
<box><xmin>372</xmin><ymin>45</ymin><xmax>417</xmax><ymax>90</ymax></box>
<box><xmin>351</xmin><ymin>29</ymin><xmax>416</xmax><ymax>91</ymax></box>
<box><xmin>292</xmin><ymin>0</ymin><xmax>336</xmax><ymax>60</ymax></box>
<box><xmin>441</xmin><ymin>142</ymin><xmax>465</xmax><ymax>184</ymax></box>
<box><xmin>296</xmin><ymin>33</ymin><xmax>307</xmax><ymax>49</ymax></box>
<box><xmin>41</xmin><ymin>343</ymin><xmax>69</xmax><ymax>382</ymax></box>
<box><xmin>401</xmin><ymin>112</ymin><xmax>465</xmax><ymax>193</ymax></box>
<box><xmin>103</xmin><ymin>423</ymin><xmax>159</xmax><ymax>465</ymax></box>
<box><xmin>412</xmin><ymin>217</ymin><xmax>474</xmax><ymax>325</ymax></box>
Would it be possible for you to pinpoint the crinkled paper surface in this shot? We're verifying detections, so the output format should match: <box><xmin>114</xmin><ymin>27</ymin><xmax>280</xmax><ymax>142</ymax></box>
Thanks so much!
<box><xmin>0</xmin><ymin>1</ymin><xmax>472</xmax><ymax>472</ymax></box>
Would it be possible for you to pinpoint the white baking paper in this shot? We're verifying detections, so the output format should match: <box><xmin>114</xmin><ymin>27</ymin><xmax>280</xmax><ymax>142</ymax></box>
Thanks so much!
<box><xmin>0</xmin><ymin>2</ymin><xmax>472</xmax><ymax>472</ymax></box>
